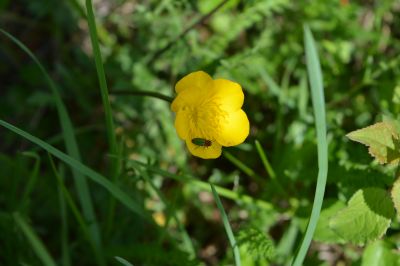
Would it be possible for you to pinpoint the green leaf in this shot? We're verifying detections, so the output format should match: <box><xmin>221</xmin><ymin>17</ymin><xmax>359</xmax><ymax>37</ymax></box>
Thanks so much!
<box><xmin>391</xmin><ymin>177</ymin><xmax>400</xmax><ymax>216</ymax></box>
<box><xmin>362</xmin><ymin>240</ymin><xmax>400</xmax><ymax>266</ymax></box>
<box><xmin>115</xmin><ymin>256</ymin><xmax>134</xmax><ymax>266</ymax></box>
<box><xmin>329</xmin><ymin>188</ymin><xmax>395</xmax><ymax>245</ymax></box>
<box><xmin>238</xmin><ymin>227</ymin><xmax>276</xmax><ymax>261</ymax></box>
<box><xmin>314</xmin><ymin>199</ymin><xmax>346</xmax><ymax>244</ymax></box>
<box><xmin>346</xmin><ymin>121</ymin><xmax>400</xmax><ymax>164</ymax></box>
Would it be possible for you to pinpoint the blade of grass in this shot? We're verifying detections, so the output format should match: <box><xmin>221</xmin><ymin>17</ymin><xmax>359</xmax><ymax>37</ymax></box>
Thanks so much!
<box><xmin>254</xmin><ymin>140</ymin><xmax>287</xmax><ymax>196</ymax></box>
<box><xmin>48</xmin><ymin>154</ymin><xmax>104</xmax><ymax>266</ymax></box>
<box><xmin>140</xmin><ymin>168</ymin><xmax>196</xmax><ymax>258</ymax></box>
<box><xmin>0</xmin><ymin>28</ymin><xmax>101</xmax><ymax>250</ymax></box>
<box><xmin>13</xmin><ymin>212</ymin><xmax>56</xmax><ymax>266</ymax></box>
<box><xmin>56</xmin><ymin>165</ymin><xmax>71</xmax><ymax>266</ymax></box>
<box><xmin>210</xmin><ymin>184</ymin><xmax>241</xmax><ymax>266</ymax></box>
<box><xmin>292</xmin><ymin>25</ymin><xmax>328</xmax><ymax>266</ymax></box>
<box><xmin>85</xmin><ymin>0</ymin><xmax>120</xmax><ymax>237</ymax></box>
<box><xmin>0</xmin><ymin>119</ymin><xmax>147</xmax><ymax>219</ymax></box>
<box><xmin>130</xmin><ymin>160</ymin><xmax>274</xmax><ymax>211</ymax></box>
<box><xmin>223</xmin><ymin>151</ymin><xmax>256</xmax><ymax>178</ymax></box>
<box><xmin>19</xmin><ymin>152</ymin><xmax>41</xmax><ymax>211</ymax></box>
<box><xmin>85</xmin><ymin>0</ymin><xmax>118</xmax><ymax>169</ymax></box>
<box><xmin>115</xmin><ymin>256</ymin><xmax>134</xmax><ymax>266</ymax></box>
<box><xmin>276</xmin><ymin>221</ymin><xmax>299</xmax><ymax>264</ymax></box>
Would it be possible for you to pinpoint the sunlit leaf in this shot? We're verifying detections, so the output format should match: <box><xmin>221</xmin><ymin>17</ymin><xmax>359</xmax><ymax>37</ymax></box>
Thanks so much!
<box><xmin>361</xmin><ymin>240</ymin><xmax>400</xmax><ymax>266</ymax></box>
<box><xmin>329</xmin><ymin>188</ymin><xmax>394</xmax><ymax>245</ymax></box>
<box><xmin>346</xmin><ymin>121</ymin><xmax>400</xmax><ymax>164</ymax></box>
<box><xmin>391</xmin><ymin>177</ymin><xmax>400</xmax><ymax>217</ymax></box>
<box><xmin>314</xmin><ymin>199</ymin><xmax>346</xmax><ymax>244</ymax></box>
<box><xmin>238</xmin><ymin>227</ymin><xmax>276</xmax><ymax>261</ymax></box>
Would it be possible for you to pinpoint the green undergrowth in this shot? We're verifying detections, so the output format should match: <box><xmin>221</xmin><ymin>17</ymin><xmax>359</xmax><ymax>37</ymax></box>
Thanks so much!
<box><xmin>1</xmin><ymin>0</ymin><xmax>400</xmax><ymax>265</ymax></box>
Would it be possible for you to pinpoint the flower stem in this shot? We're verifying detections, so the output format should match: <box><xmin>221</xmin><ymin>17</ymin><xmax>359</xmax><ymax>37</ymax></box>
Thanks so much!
<box><xmin>111</xmin><ymin>90</ymin><xmax>174</xmax><ymax>103</ymax></box>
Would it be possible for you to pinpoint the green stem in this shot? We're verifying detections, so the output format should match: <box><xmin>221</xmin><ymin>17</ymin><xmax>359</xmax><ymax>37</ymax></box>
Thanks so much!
<box><xmin>148</xmin><ymin>0</ymin><xmax>230</xmax><ymax>64</ymax></box>
<box><xmin>111</xmin><ymin>90</ymin><xmax>173</xmax><ymax>103</ymax></box>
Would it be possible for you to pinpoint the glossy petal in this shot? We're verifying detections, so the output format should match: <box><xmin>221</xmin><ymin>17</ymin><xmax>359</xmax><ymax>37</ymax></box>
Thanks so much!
<box><xmin>174</xmin><ymin>110</ymin><xmax>189</xmax><ymax>140</ymax></box>
<box><xmin>171</xmin><ymin>85</ymin><xmax>207</xmax><ymax>112</ymax></box>
<box><xmin>175</xmin><ymin>71</ymin><xmax>213</xmax><ymax>94</ymax></box>
<box><xmin>215</xmin><ymin>109</ymin><xmax>249</xmax><ymax>147</ymax></box>
<box><xmin>212</xmin><ymin>79</ymin><xmax>244</xmax><ymax>112</ymax></box>
<box><xmin>186</xmin><ymin>139</ymin><xmax>222</xmax><ymax>159</ymax></box>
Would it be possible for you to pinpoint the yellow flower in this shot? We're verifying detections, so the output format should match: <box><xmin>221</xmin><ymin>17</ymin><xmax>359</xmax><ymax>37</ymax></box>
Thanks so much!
<box><xmin>171</xmin><ymin>71</ymin><xmax>250</xmax><ymax>159</ymax></box>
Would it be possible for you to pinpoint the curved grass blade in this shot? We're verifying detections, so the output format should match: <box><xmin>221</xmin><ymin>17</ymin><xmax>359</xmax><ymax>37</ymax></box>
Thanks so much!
<box><xmin>48</xmin><ymin>155</ymin><xmax>104</xmax><ymax>266</ymax></box>
<box><xmin>292</xmin><ymin>25</ymin><xmax>328</xmax><ymax>266</ymax></box>
<box><xmin>13</xmin><ymin>212</ymin><xmax>56</xmax><ymax>266</ymax></box>
<box><xmin>140</xmin><ymin>168</ymin><xmax>196</xmax><ymax>258</ymax></box>
<box><xmin>0</xmin><ymin>119</ymin><xmax>147</xmax><ymax>220</ymax></box>
<box><xmin>85</xmin><ymin>0</ymin><xmax>118</xmax><ymax>168</ymax></box>
<box><xmin>254</xmin><ymin>140</ymin><xmax>286</xmax><ymax>196</ymax></box>
<box><xmin>131</xmin><ymin>160</ymin><xmax>274</xmax><ymax>211</ymax></box>
<box><xmin>0</xmin><ymin>28</ymin><xmax>101</xmax><ymax>250</ymax></box>
<box><xmin>85</xmin><ymin>0</ymin><xmax>120</xmax><ymax>236</ymax></box>
<box><xmin>210</xmin><ymin>184</ymin><xmax>241</xmax><ymax>266</ymax></box>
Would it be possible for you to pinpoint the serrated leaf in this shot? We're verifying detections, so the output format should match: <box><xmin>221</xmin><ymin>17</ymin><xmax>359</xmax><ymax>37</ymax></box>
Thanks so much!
<box><xmin>347</xmin><ymin>121</ymin><xmax>400</xmax><ymax>164</ymax></box>
<box><xmin>362</xmin><ymin>240</ymin><xmax>400</xmax><ymax>266</ymax></box>
<box><xmin>238</xmin><ymin>227</ymin><xmax>276</xmax><ymax>261</ymax></box>
<box><xmin>329</xmin><ymin>188</ymin><xmax>394</xmax><ymax>246</ymax></box>
<box><xmin>314</xmin><ymin>199</ymin><xmax>346</xmax><ymax>244</ymax></box>
<box><xmin>391</xmin><ymin>177</ymin><xmax>400</xmax><ymax>217</ymax></box>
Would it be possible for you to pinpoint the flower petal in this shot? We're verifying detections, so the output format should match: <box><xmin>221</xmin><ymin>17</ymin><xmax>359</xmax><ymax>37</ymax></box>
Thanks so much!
<box><xmin>216</xmin><ymin>109</ymin><xmax>249</xmax><ymax>147</ymax></box>
<box><xmin>174</xmin><ymin>110</ymin><xmax>189</xmax><ymax>140</ymax></box>
<box><xmin>212</xmin><ymin>79</ymin><xmax>244</xmax><ymax>111</ymax></box>
<box><xmin>186</xmin><ymin>139</ymin><xmax>222</xmax><ymax>159</ymax></box>
<box><xmin>175</xmin><ymin>71</ymin><xmax>212</xmax><ymax>94</ymax></box>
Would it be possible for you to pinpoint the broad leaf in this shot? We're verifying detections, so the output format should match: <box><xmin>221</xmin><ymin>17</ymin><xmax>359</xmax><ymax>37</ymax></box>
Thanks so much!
<box><xmin>314</xmin><ymin>199</ymin><xmax>346</xmax><ymax>243</ymax></box>
<box><xmin>391</xmin><ymin>177</ymin><xmax>400</xmax><ymax>217</ymax></box>
<box><xmin>362</xmin><ymin>240</ymin><xmax>400</xmax><ymax>266</ymax></box>
<box><xmin>329</xmin><ymin>188</ymin><xmax>394</xmax><ymax>245</ymax></box>
<box><xmin>346</xmin><ymin>121</ymin><xmax>400</xmax><ymax>164</ymax></box>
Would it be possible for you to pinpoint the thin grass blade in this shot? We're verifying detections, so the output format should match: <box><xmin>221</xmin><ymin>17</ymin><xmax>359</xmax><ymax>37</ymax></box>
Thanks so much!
<box><xmin>13</xmin><ymin>212</ymin><xmax>57</xmax><ymax>266</ymax></box>
<box><xmin>0</xmin><ymin>119</ymin><xmax>147</xmax><ymax>219</ymax></box>
<box><xmin>84</xmin><ymin>0</ymin><xmax>118</xmax><ymax>171</ymax></box>
<box><xmin>131</xmin><ymin>160</ymin><xmax>274</xmax><ymax>211</ymax></box>
<box><xmin>85</xmin><ymin>0</ymin><xmax>120</xmax><ymax>236</ymax></box>
<box><xmin>48</xmin><ymin>155</ymin><xmax>104</xmax><ymax>266</ymax></box>
<box><xmin>254</xmin><ymin>140</ymin><xmax>286</xmax><ymax>196</ymax></box>
<box><xmin>210</xmin><ymin>184</ymin><xmax>241</xmax><ymax>266</ymax></box>
<box><xmin>56</xmin><ymin>165</ymin><xmax>71</xmax><ymax>266</ymax></box>
<box><xmin>292</xmin><ymin>25</ymin><xmax>328</xmax><ymax>266</ymax></box>
<box><xmin>0</xmin><ymin>28</ymin><xmax>101</xmax><ymax>250</ymax></box>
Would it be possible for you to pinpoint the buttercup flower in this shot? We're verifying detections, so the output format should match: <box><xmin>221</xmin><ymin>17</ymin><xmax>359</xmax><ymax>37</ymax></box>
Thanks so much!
<box><xmin>171</xmin><ymin>71</ymin><xmax>250</xmax><ymax>159</ymax></box>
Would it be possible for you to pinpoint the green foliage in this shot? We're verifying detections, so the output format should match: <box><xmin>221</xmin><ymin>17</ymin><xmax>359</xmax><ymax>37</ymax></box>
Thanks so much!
<box><xmin>2</xmin><ymin>0</ymin><xmax>400</xmax><ymax>264</ymax></box>
<box><xmin>347</xmin><ymin>121</ymin><xmax>400</xmax><ymax>164</ymax></box>
<box><xmin>361</xmin><ymin>240</ymin><xmax>400</xmax><ymax>266</ymax></box>
<box><xmin>237</xmin><ymin>227</ymin><xmax>276</xmax><ymax>261</ymax></box>
<box><xmin>329</xmin><ymin>188</ymin><xmax>395</xmax><ymax>246</ymax></box>
<box><xmin>391</xmin><ymin>177</ymin><xmax>400</xmax><ymax>216</ymax></box>
<box><xmin>314</xmin><ymin>199</ymin><xmax>346</xmax><ymax>244</ymax></box>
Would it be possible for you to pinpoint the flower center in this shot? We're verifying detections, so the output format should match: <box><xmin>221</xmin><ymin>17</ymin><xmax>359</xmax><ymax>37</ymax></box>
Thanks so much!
<box><xmin>186</xmin><ymin>97</ymin><xmax>227</xmax><ymax>141</ymax></box>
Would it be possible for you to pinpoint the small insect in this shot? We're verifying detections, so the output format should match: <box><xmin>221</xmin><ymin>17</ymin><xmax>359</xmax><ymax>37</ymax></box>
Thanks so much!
<box><xmin>191</xmin><ymin>138</ymin><xmax>212</xmax><ymax>147</ymax></box>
